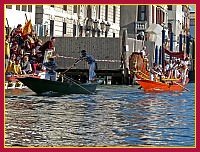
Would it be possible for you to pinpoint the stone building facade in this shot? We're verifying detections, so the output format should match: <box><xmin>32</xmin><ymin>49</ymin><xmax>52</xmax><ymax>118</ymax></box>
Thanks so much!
<box><xmin>5</xmin><ymin>5</ymin><xmax>36</xmax><ymax>33</ymax></box>
<box><xmin>120</xmin><ymin>5</ymin><xmax>168</xmax><ymax>48</ymax></box>
<box><xmin>34</xmin><ymin>5</ymin><xmax>121</xmax><ymax>38</ymax></box>
<box><xmin>5</xmin><ymin>5</ymin><xmax>121</xmax><ymax>38</ymax></box>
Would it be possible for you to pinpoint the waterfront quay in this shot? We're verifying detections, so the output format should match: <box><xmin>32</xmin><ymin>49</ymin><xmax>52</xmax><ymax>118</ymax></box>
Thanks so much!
<box><xmin>46</xmin><ymin>36</ymin><xmax>195</xmax><ymax>85</ymax></box>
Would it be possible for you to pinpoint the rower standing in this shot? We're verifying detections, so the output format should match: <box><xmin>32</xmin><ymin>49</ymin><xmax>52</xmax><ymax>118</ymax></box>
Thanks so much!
<box><xmin>79</xmin><ymin>50</ymin><xmax>96</xmax><ymax>82</ymax></box>
<box><xmin>38</xmin><ymin>37</ymin><xmax>56</xmax><ymax>63</ymax></box>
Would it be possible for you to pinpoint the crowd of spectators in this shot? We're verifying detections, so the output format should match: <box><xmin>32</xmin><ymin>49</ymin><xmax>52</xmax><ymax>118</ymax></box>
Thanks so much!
<box><xmin>5</xmin><ymin>24</ymin><xmax>46</xmax><ymax>76</ymax></box>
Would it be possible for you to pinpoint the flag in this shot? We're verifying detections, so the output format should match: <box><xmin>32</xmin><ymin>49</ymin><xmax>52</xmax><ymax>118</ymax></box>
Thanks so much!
<box><xmin>22</xmin><ymin>20</ymin><xmax>32</xmax><ymax>36</ymax></box>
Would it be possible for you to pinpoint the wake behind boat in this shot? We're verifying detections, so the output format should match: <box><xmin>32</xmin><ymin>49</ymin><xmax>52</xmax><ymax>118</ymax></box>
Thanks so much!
<box><xmin>17</xmin><ymin>77</ymin><xmax>104</xmax><ymax>95</ymax></box>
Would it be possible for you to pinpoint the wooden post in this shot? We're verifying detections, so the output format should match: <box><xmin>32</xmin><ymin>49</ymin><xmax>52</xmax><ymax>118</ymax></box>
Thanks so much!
<box><xmin>155</xmin><ymin>45</ymin><xmax>159</xmax><ymax>65</ymax></box>
<box><xmin>179</xmin><ymin>33</ymin><xmax>182</xmax><ymax>52</ymax></box>
<box><xmin>121</xmin><ymin>28</ymin><xmax>129</xmax><ymax>85</ymax></box>
<box><xmin>186</xmin><ymin>35</ymin><xmax>190</xmax><ymax>56</ymax></box>
<box><xmin>170</xmin><ymin>32</ymin><xmax>174</xmax><ymax>60</ymax></box>
<box><xmin>159</xmin><ymin>46</ymin><xmax>162</xmax><ymax>65</ymax></box>
<box><xmin>162</xmin><ymin>29</ymin><xmax>165</xmax><ymax>72</ymax></box>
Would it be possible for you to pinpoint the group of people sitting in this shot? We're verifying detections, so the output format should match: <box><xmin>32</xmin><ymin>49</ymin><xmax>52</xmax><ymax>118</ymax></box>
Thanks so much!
<box><xmin>5</xmin><ymin>23</ymin><xmax>58</xmax><ymax>78</ymax></box>
<box><xmin>5</xmin><ymin>23</ymin><xmax>97</xmax><ymax>82</ymax></box>
<box><xmin>139</xmin><ymin>45</ymin><xmax>190</xmax><ymax>85</ymax></box>
<box><xmin>150</xmin><ymin>57</ymin><xmax>190</xmax><ymax>85</ymax></box>
<box><xmin>5</xmin><ymin>24</ymin><xmax>44</xmax><ymax>75</ymax></box>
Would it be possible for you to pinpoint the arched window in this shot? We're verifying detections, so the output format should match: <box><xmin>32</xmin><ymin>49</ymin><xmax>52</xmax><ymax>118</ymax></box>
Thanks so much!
<box><xmin>87</xmin><ymin>5</ymin><xmax>92</xmax><ymax>18</ymax></box>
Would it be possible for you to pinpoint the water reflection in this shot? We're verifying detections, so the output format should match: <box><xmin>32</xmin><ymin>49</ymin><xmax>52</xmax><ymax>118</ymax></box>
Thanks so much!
<box><xmin>5</xmin><ymin>83</ymin><xmax>195</xmax><ymax>147</ymax></box>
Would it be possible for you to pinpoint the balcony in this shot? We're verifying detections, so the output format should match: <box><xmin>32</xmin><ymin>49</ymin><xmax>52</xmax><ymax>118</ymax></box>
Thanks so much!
<box><xmin>134</xmin><ymin>21</ymin><xmax>147</xmax><ymax>32</ymax></box>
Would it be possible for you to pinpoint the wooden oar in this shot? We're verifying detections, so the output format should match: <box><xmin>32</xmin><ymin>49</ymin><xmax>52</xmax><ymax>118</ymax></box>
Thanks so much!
<box><xmin>62</xmin><ymin>59</ymin><xmax>82</xmax><ymax>74</ymax></box>
<box><xmin>63</xmin><ymin>75</ymin><xmax>95</xmax><ymax>95</ymax></box>
<box><xmin>57</xmin><ymin>59</ymin><xmax>95</xmax><ymax>94</ymax></box>
<box><xmin>173</xmin><ymin>81</ymin><xmax>190</xmax><ymax>92</ymax></box>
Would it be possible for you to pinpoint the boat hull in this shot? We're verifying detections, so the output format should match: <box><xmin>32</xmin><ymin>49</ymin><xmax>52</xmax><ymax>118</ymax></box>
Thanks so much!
<box><xmin>5</xmin><ymin>75</ymin><xmax>41</xmax><ymax>89</ymax></box>
<box><xmin>136</xmin><ymin>79</ymin><xmax>189</xmax><ymax>92</ymax></box>
<box><xmin>17</xmin><ymin>77</ymin><xmax>103</xmax><ymax>95</ymax></box>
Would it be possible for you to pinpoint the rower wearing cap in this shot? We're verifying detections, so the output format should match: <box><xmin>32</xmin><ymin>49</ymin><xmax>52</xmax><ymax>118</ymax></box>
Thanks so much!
<box><xmin>43</xmin><ymin>57</ymin><xmax>58</xmax><ymax>81</ymax></box>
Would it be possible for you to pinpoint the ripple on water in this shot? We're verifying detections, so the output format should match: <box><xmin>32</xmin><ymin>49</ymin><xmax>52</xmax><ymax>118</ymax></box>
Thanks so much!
<box><xmin>5</xmin><ymin>84</ymin><xmax>195</xmax><ymax>147</ymax></box>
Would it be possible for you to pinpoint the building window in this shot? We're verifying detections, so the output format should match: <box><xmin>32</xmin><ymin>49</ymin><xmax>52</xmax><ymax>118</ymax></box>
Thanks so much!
<box><xmin>113</xmin><ymin>33</ymin><xmax>115</xmax><ymax>38</ymax></box>
<box><xmin>28</xmin><ymin>5</ymin><xmax>32</xmax><ymax>12</ymax></box>
<box><xmin>63</xmin><ymin>22</ymin><xmax>66</xmax><ymax>36</ymax></box>
<box><xmin>43</xmin><ymin>25</ymin><xmax>47</xmax><ymax>36</ymax></box>
<box><xmin>77</xmin><ymin>5</ymin><xmax>80</xmax><ymax>14</ymax></box>
<box><xmin>6</xmin><ymin>5</ymin><xmax>12</xmax><ymax>9</ymax></box>
<box><xmin>156</xmin><ymin>7</ymin><xmax>159</xmax><ymax>24</ymax></box>
<box><xmin>168</xmin><ymin>5</ymin><xmax>172</xmax><ymax>10</ymax></box>
<box><xmin>105</xmin><ymin>5</ymin><xmax>108</xmax><ymax>21</ymax></box>
<box><xmin>162</xmin><ymin>11</ymin><xmax>165</xmax><ymax>24</ymax></box>
<box><xmin>97</xmin><ymin>30</ymin><xmax>100</xmax><ymax>37</ymax></box>
<box><xmin>79</xmin><ymin>26</ymin><xmax>83</xmax><ymax>37</ymax></box>
<box><xmin>168</xmin><ymin>22</ymin><xmax>172</xmax><ymax>33</ymax></box>
<box><xmin>113</xmin><ymin>6</ymin><xmax>116</xmax><ymax>23</ymax></box>
<box><xmin>22</xmin><ymin>5</ymin><xmax>27</xmax><ymax>11</ymax></box>
<box><xmin>138</xmin><ymin>5</ymin><xmax>146</xmax><ymax>21</ymax></box>
<box><xmin>50</xmin><ymin>20</ymin><xmax>54</xmax><ymax>36</ymax></box>
<box><xmin>16</xmin><ymin>5</ymin><xmax>20</xmax><ymax>10</ymax></box>
<box><xmin>190</xmin><ymin>19</ymin><xmax>195</xmax><ymax>26</ymax></box>
<box><xmin>73</xmin><ymin>24</ymin><xmax>76</xmax><ymax>37</ymax></box>
<box><xmin>63</xmin><ymin>5</ymin><xmax>67</xmax><ymax>11</ymax></box>
<box><xmin>87</xmin><ymin>5</ymin><xmax>91</xmax><ymax>18</ymax></box>
<box><xmin>98</xmin><ymin>5</ymin><xmax>101</xmax><ymax>19</ymax></box>
<box><xmin>74</xmin><ymin>5</ymin><xmax>77</xmax><ymax>13</ymax></box>
<box><xmin>152</xmin><ymin>5</ymin><xmax>154</xmax><ymax>23</ymax></box>
<box><xmin>39</xmin><ymin>25</ymin><xmax>43</xmax><ymax>36</ymax></box>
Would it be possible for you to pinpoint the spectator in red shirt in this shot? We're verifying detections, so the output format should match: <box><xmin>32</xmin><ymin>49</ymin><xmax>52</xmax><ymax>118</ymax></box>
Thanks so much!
<box><xmin>38</xmin><ymin>37</ymin><xmax>55</xmax><ymax>55</ymax></box>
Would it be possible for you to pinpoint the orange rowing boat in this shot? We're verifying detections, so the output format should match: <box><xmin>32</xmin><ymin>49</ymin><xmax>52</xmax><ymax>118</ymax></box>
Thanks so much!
<box><xmin>136</xmin><ymin>78</ymin><xmax>189</xmax><ymax>92</ymax></box>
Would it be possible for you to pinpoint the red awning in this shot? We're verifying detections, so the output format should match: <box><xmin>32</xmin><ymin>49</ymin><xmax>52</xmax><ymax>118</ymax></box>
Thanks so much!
<box><xmin>164</xmin><ymin>48</ymin><xmax>185</xmax><ymax>60</ymax></box>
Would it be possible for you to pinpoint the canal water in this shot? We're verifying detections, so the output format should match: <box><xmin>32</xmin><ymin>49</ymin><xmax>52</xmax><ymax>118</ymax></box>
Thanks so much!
<box><xmin>5</xmin><ymin>83</ymin><xmax>195</xmax><ymax>147</ymax></box>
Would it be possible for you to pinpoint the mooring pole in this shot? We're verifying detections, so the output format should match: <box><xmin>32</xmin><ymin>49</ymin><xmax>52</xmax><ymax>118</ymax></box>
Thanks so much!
<box><xmin>121</xmin><ymin>28</ymin><xmax>129</xmax><ymax>85</ymax></box>
<box><xmin>170</xmin><ymin>32</ymin><xmax>174</xmax><ymax>60</ymax></box>
<box><xmin>155</xmin><ymin>45</ymin><xmax>159</xmax><ymax>65</ymax></box>
<box><xmin>162</xmin><ymin>28</ymin><xmax>165</xmax><ymax>72</ymax></box>
<box><xmin>186</xmin><ymin>35</ymin><xmax>190</xmax><ymax>57</ymax></box>
<box><xmin>179</xmin><ymin>33</ymin><xmax>182</xmax><ymax>52</ymax></box>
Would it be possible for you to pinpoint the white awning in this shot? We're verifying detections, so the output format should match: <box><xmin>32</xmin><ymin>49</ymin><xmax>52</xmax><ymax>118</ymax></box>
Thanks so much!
<box><xmin>146</xmin><ymin>23</ymin><xmax>163</xmax><ymax>35</ymax></box>
<box><xmin>146</xmin><ymin>23</ymin><xmax>163</xmax><ymax>46</ymax></box>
